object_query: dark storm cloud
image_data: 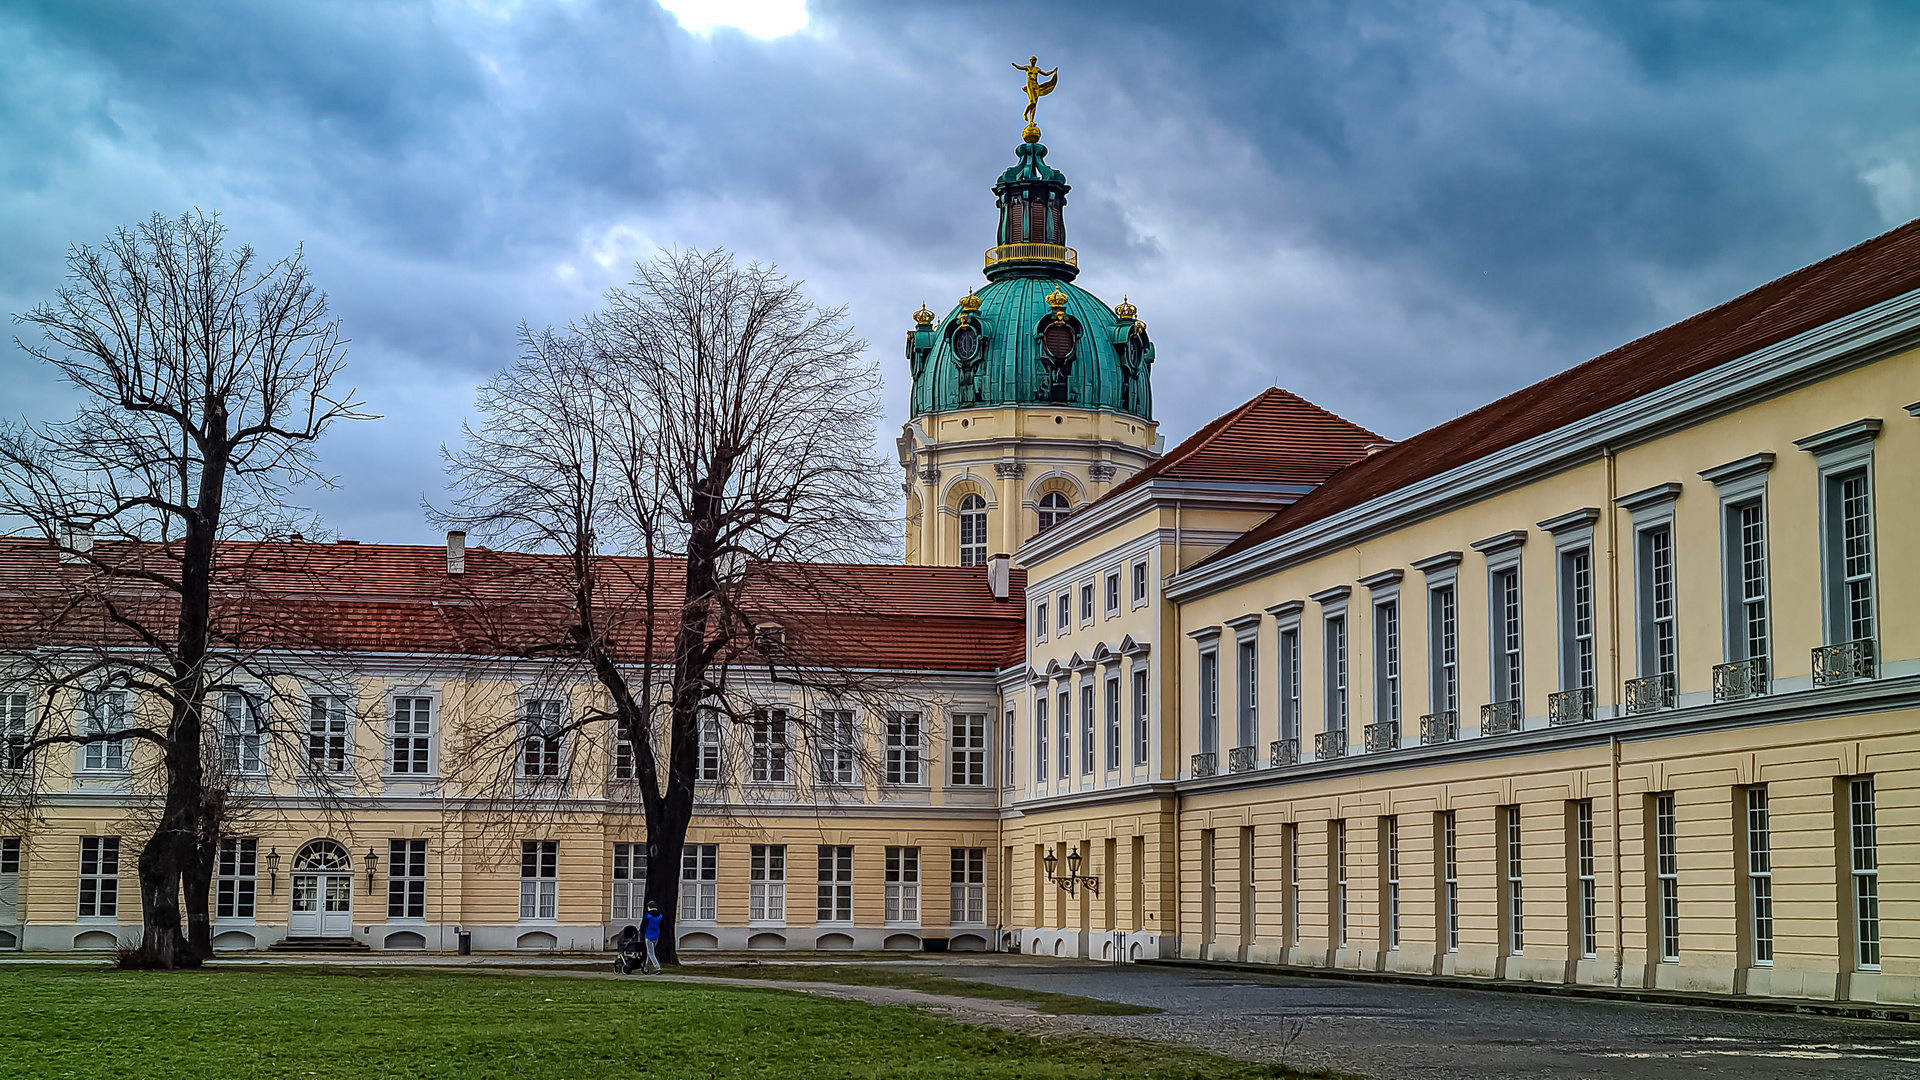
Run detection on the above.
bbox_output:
[4,0,1919,543]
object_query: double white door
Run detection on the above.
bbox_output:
[290,872,352,935]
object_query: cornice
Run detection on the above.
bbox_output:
[1614,481,1684,513]
[1308,584,1351,605]
[1699,451,1776,486]
[1536,507,1601,535]
[1356,569,1404,590]
[1794,417,1883,456]
[1409,551,1463,575]
[1469,530,1528,556]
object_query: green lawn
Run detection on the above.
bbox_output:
[677,962,1161,1015]
[0,967,1308,1080]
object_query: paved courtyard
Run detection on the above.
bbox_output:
[917,957,1920,1080]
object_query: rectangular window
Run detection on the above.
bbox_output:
[1638,527,1677,679]
[697,713,723,782]
[885,846,920,924]
[1034,695,1048,781]
[1131,668,1149,767]
[1745,788,1772,965]
[1104,676,1121,771]
[611,842,647,922]
[614,731,636,780]
[1576,801,1597,959]
[78,836,119,918]
[1430,586,1459,714]
[1285,823,1300,946]
[1080,583,1094,623]
[885,713,921,785]
[1198,649,1219,755]
[1,691,25,770]
[388,838,426,920]
[1851,778,1880,969]
[1056,592,1070,633]
[1056,689,1071,780]
[1655,794,1679,961]
[307,695,348,773]
[1443,811,1459,952]
[1334,821,1349,948]
[1278,627,1301,743]
[816,709,857,786]
[750,708,789,784]
[816,845,853,924]
[2,837,18,873]
[1004,709,1015,788]
[519,840,558,922]
[217,837,257,920]
[950,847,986,925]
[1826,472,1876,644]
[1132,560,1148,604]
[389,697,432,775]
[1505,807,1524,955]
[82,690,127,772]
[680,844,718,923]
[1105,571,1120,616]
[1560,549,1596,691]
[1385,817,1400,951]
[749,844,786,924]
[1374,602,1399,724]
[222,693,264,775]
[1732,502,1770,661]
[950,712,987,787]
[1034,601,1048,641]
[1491,568,1523,702]
[1080,683,1095,774]
[520,699,564,778]
[1324,616,1348,734]
[1236,638,1258,748]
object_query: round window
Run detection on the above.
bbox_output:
[952,325,981,361]
[1042,322,1075,360]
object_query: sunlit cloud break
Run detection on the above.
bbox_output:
[656,0,807,39]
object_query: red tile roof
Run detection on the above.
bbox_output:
[1201,216,1920,568]
[1100,387,1383,505]
[0,539,1028,674]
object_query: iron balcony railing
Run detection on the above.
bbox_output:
[1190,752,1218,779]
[1813,639,1876,687]
[1228,746,1258,774]
[1624,673,1676,714]
[1419,711,1459,746]
[1363,720,1401,753]
[984,243,1078,269]
[1270,737,1300,768]
[1713,657,1770,701]
[1314,728,1349,761]
[1480,700,1522,737]
[1548,687,1594,726]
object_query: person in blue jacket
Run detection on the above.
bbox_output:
[640,901,664,974]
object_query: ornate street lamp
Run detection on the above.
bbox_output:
[1042,845,1100,898]
[365,846,380,894]
[265,847,281,895]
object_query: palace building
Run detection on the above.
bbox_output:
[3,78,1917,1009]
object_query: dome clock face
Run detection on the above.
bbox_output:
[953,325,981,361]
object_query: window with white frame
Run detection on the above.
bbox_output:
[614,730,637,781]
[1504,806,1524,955]
[749,844,785,924]
[1560,548,1596,693]
[1442,811,1459,952]
[1079,682,1094,774]
[1655,794,1679,961]
[950,847,985,924]
[1104,675,1121,771]
[79,836,119,918]
[815,709,857,786]
[2,691,26,770]
[1037,491,1071,532]
[1285,823,1300,946]
[750,708,790,784]
[680,844,717,923]
[1576,800,1597,958]
[1056,688,1071,780]
[884,845,920,924]
[217,838,256,920]
[1491,567,1523,704]
[521,699,565,778]
[389,696,433,775]
[1056,591,1070,634]
[307,695,348,774]
[950,712,986,787]
[612,842,647,922]
[221,693,264,776]
[1851,778,1880,969]
[697,713,723,783]
[1079,582,1094,624]
[1034,601,1048,642]
[1278,622,1301,747]
[1131,667,1149,767]
[958,494,987,567]
[1033,694,1048,781]
[1430,585,1459,715]
[1731,502,1770,663]
[1385,816,1400,950]
[1745,788,1772,965]
[1198,647,1219,756]
[1131,559,1149,605]
[1333,820,1348,947]
[1637,525,1678,681]
[1003,708,1015,788]
[388,839,426,920]
[884,712,921,785]
[520,840,557,922]
[1796,421,1880,649]
[816,845,853,924]
[1374,601,1399,726]
[81,690,127,772]
[1324,615,1348,736]
[1105,571,1120,616]
[1236,636,1258,750]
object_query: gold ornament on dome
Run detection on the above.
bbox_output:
[958,289,983,313]
[1045,288,1069,310]
[1013,56,1058,130]
[913,302,936,326]
[1113,296,1137,321]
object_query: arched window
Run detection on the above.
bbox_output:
[959,494,988,567]
[1037,491,1072,533]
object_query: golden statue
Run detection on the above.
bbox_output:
[1013,56,1058,126]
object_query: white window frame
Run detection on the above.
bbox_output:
[1850,777,1880,970]
[1358,570,1402,731]
[680,843,718,924]
[1471,534,1526,709]
[388,838,426,921]
[1130,558,1150,608]
[1034,600,1048,643]
[1130,664,1150,768]
[1540,511,1599,699]
[1056,591,1071,635]
[306,694,349,775]
[814,708,857,787]
[749,707,791,785]
[1104,570,1121,617]
[816,845,853,925]
[1576,800,1597,959]
[78,835,119,920]
[520,698,566,779]
[2,690,28,771]
[1079,581,1095,626]
[949,711,987,787]
[1795,420,1880,648]
[80,689,128,774]
[957,493,987,568]
[749,844,786,925]
[1269,600,1304,750]
[1312,586,1351,742]
[519,840,558,923]
[950,847,986,925]
[1744,788,1772,966]
[1003,707,1016,789]
[1103,673,1121,772]
[1442,810,1459,952]
[1385,816,1400,951]
[221,691,266,777]
[1333,820,1348,948]
[1230,614,1260,752]
[1504,806,1524,956]
[1079,680,1095,775]
[1617,484,1682,686]
[217,837,258,922]
[884,712,922,786]
[611,842,646,923]
[1033,689,1048,783]
[1192,627,1221,759]
[884,845,921,926]
[1655,793,1679,962]
[1701,454,1774,665]
[387,694,436,777]
[696,712,724,783]
[1055,686,1071,780]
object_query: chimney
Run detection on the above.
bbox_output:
[446,530,466,575]
[61,521,93,564]
[987,553,1010,601]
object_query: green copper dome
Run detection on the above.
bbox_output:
[906,136,1154,420]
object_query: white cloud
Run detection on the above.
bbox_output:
[656,0,807,39]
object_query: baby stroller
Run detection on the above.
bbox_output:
[613,925,645,975]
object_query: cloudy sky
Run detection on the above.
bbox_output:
[5,0,1919,545]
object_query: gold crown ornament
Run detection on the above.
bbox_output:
[1113,296,1137,321]
[913,302,936,326]
[1045,287,1069,311]
[957,289,983,313]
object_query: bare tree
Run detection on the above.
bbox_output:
[436,249,895,962]
[0,211,371,967]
